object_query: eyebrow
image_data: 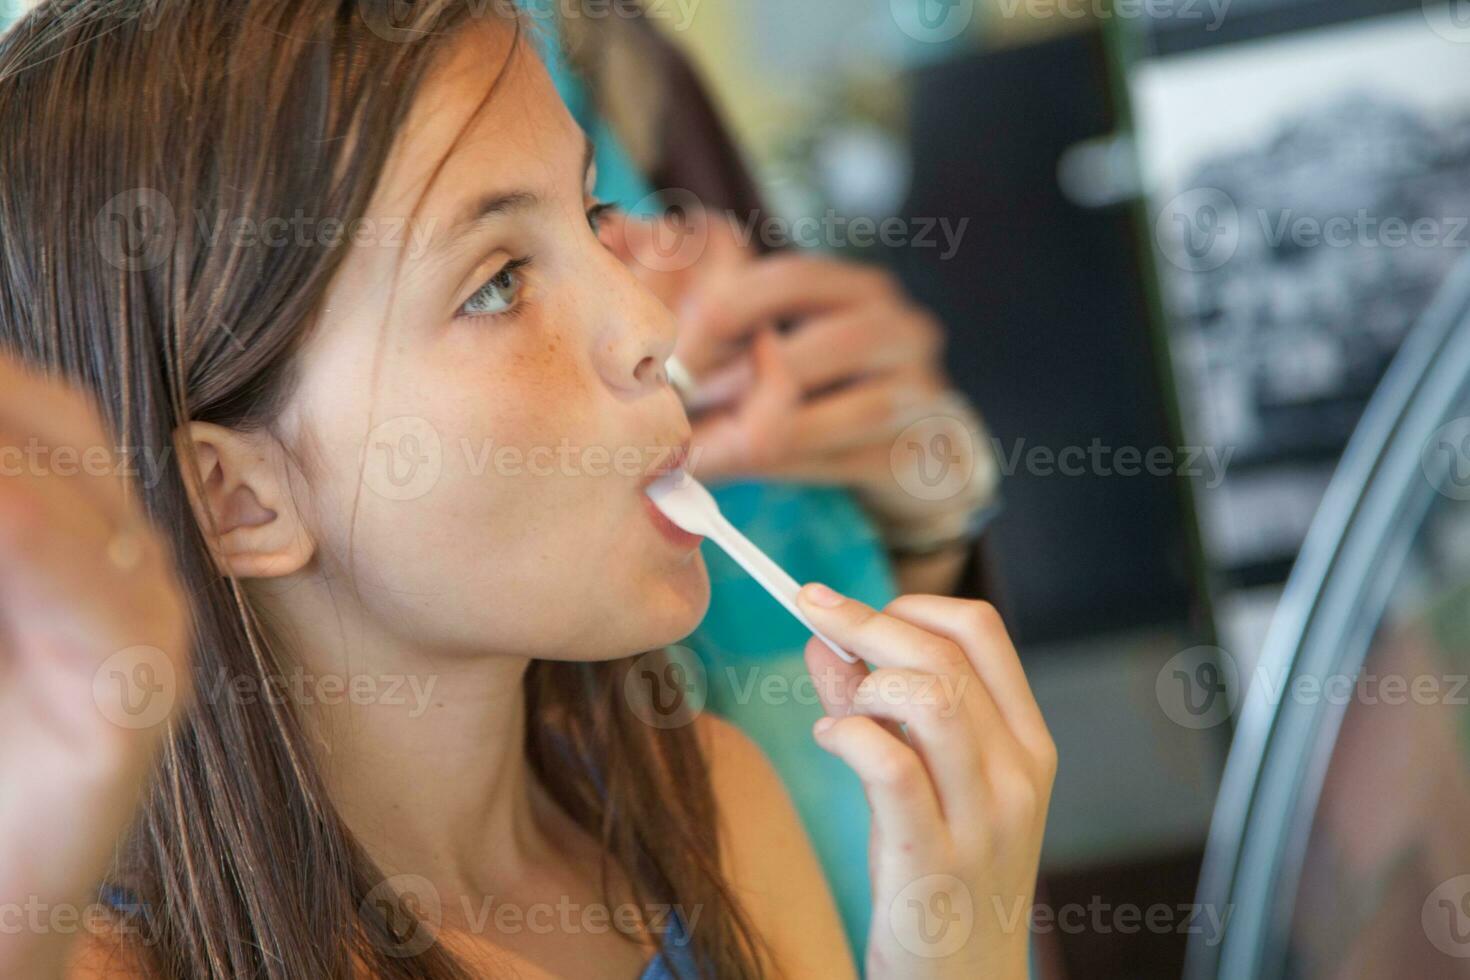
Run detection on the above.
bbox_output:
[437,135,597,256]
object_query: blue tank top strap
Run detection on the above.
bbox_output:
[639,905,699,980]
[545,730,703,977]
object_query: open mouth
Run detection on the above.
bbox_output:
[640,439,701,550]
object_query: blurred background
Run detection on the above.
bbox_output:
[8,0,1470,976]
[652,1,1470,977]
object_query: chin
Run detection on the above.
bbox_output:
[549,554,711,663]
[641,551,711,647]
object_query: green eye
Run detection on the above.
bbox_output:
[459,259,528,318]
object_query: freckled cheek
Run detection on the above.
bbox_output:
[453,337,612,486]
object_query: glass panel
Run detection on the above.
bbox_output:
[1282,448,1470,977]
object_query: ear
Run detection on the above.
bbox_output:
[173,421,315,580]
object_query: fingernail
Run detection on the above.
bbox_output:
[813,716,835,737]
[803,583,843,608]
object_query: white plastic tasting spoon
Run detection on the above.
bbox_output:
[646,470,859,664]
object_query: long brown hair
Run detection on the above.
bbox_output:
[0,1,764,976]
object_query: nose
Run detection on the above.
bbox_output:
[589,245,678,396]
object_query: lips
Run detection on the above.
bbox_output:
[642,439,691,487]
[641,438,701,550]
[643,491,704,550]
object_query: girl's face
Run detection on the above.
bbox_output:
[269,23,708,663]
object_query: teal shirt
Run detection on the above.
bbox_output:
[675,485,894,967]
[530,10,893,964]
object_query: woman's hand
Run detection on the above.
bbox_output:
[682,255,1000,597]
[794,584,1055,979]
[0,354,192,977]
[601,210,973,499]
[602,209,997,591]
[679,253,960,500]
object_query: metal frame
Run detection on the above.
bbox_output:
[1187,256,1470,979]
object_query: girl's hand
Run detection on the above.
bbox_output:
[794,584,1055,980]
[0,355,192,977]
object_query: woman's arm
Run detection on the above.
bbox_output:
[890,546,972,599]
[698,714,860,980]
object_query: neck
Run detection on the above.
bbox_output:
[300,639,552,899]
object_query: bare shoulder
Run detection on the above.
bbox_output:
[694,713,781,796]
[693,713,816,851]
[695,713,810,840]
[693,714,859,979]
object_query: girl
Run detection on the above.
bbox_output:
[0,1,1055,977]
